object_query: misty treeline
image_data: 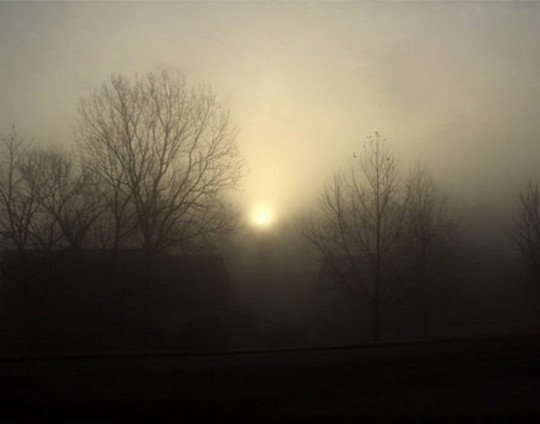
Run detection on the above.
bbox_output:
[301,133,540,342]
[1,68,540,347]
[512,181,540,296]
[302,133,461,341]
[0,70,242,258]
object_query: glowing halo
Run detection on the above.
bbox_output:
[250,204,274,229]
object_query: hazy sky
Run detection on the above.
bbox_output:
[1,2,539,226]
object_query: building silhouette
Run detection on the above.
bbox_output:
[0,249,233,354]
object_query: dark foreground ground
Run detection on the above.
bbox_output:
[2,334,540,422]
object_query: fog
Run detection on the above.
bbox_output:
[2,2,540,217]
[1,2,540,351]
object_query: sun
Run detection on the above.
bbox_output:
[255,212,270,227]
[251,204,274,229]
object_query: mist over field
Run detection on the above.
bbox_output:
[2,2,540,421]
[0,2,540,356]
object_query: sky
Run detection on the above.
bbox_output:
[1,1,540,230]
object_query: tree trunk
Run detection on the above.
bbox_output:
[372,294,380,342]
[373,269,381,342]
[372,249,382,342]
[423,293,430,340]
[142,251,155,349]
[420,266,430,340]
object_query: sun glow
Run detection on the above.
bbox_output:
[251,204,274,229]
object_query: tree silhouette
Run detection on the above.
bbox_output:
[304,133,406,341]
[402,164,461,338]
[512,180,540,292]
[78,70,242,256]
[0,129,99,253]
[0,127,40,254]
[25,146,99,250]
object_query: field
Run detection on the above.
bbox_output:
[2,334,540,422]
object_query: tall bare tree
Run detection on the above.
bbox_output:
[0,127,103,253]
[25,147,101,250]
[512,180,540,289]
[304,133,406,341]
[0,127,41,254]
[78,70,242,256]
[402,164,460,338]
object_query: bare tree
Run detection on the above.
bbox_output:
[402,164,460,338]
[512,180,540,288]
[304,133,406,341]
[78,70,242,256]
[25,147,101,250]
[0,128,102,253]
[0,127,41,254]
[79,123,137,254]
[89,173,137,253]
